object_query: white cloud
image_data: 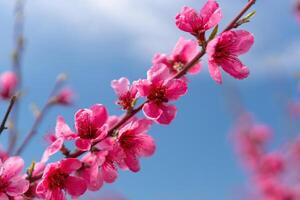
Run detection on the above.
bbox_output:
[13,0,185,57]
[262,39,300,74]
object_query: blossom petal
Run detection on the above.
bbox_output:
[156,104,177,125]
[231,30,255,55]
[221,58,249,80]
[90,104,108,129]
[55,116,76,139]
[42,137,64,163]
[134,79,152,97]
[111,77,130,96]
[200,0,222,30]
[60,158,82,173]
[142,102,163,120]
[208,60,222,84]
[75,138,92,151]
[147,63,171,83]
[188,63,202,74]
[165,79,188,101]
[0,193,9,200]
[2,156,24,180]
[6,176,29,196]
[102,162,118,183]
[124,154,140,173]
[65,176,87,197]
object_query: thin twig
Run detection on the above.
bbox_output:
[8,0,27,153]
[14,77,65,155]
[0,96,17,134]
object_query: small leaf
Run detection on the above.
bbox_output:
[208,25,219,42]
[27,161,36,178]
[244,10,256,21]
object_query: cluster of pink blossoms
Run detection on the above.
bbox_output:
[0,0,257,199]
[233,114,300,200]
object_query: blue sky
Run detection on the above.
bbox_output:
[0,0,299,199]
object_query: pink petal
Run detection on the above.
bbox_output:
[165,79,188,101]
[88,165,103,191]
[156,104,177,125]
[6,176,29,196]
[0,193,9,200]
[133,118,153,134]
[138,134,156,157]
[172,37,199,63]
[90,104,108,129]
[55,116,76,139]
[142,102,163,120]
[46,188,66,200]
[188,63,202,74]
[102,162,118,183]
[75,138,92,151]
[147,63,171,84]
[133,79,152,97]
[175,6,198,33]
[42,137,64,163]
[65,176,87,197]
[111,77,130,96]
[221,58,249,80]
[200,0,222,30]
[231,30,255,55]
[208,60,222,84]
[75,109,92,135]
[152,53,170,67]
[124,154,140,173]
[60,158,82,173]
[2,156,24,180]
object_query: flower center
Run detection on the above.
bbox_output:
[120,133,136,150]
[79,126,98,140]
[173,62,185,73]
[118,92,134,110]
[48,169,69,190]
[148,86,168,104]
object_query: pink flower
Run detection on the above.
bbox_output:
[175,1,222,39]
[0,71,18,100]
[0,157,29,199]
[111,77,138,110]
[54,88,74,106]
[114,118,155,172]
[78,148,121,191]
[206,30,254,84]
[74,104,108,151]
[153,37,201,75]
[36,158,87,199]
[134,64,187,124]
[42,116,76,162]
[288,101,300,118]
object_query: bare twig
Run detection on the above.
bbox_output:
[0,96,17,134]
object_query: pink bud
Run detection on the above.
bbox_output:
[0,71,18,100]
[55,87,74,105]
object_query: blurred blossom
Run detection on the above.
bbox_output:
[294,0,300,23]
[288,100,300,118]
[54,87,74,106]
